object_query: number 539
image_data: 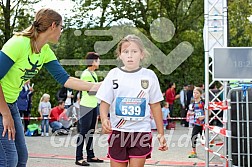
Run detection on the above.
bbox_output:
[121,106,141,116]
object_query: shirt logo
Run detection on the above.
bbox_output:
[141,80,149,89]
[19,56,41,87]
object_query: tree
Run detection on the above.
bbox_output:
[0,0,38,46]
[228,0,252,46]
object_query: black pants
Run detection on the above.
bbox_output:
[180,105,188,126]
[191,125,203,148]
[19,110,30,132]
[76,106,97,161]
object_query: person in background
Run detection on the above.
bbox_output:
[198,83,205,100]
[165,82,180,117]
[162,102,170,130]
[186,84,194,109]
[56,86,74,109]
[179,84,188,127]
[17,80,33,132]
[38,93,51,137]
[0,8,100,166]
[49,100,69,134]
[26,81,34,130]
[75,52,103,166]
[64,88,74,109]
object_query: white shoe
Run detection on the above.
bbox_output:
[46,133,49,137]
[41,132,44,137]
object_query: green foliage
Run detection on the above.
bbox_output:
[0,0,39,45]
[228,0,252,46]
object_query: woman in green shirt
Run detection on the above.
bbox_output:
[0,8,99,166]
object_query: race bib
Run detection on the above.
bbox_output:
[194,109,203,118]
[115,97,146,120]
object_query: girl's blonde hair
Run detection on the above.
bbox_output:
[115,34,149,58]
[194,87,203,95]
[15,8,62,53]
[40,93,50,102]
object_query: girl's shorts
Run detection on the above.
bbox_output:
[107,130,152,162]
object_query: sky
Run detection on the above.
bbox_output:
[32,0,133,27]
[33,0,75,18]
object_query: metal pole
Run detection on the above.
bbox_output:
[246,90,250,165]
[204,0,209,165]
[223,81,228,167]
[223,0,228,165]
[237,91,241,166]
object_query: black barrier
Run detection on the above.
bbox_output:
[230,89,252,166]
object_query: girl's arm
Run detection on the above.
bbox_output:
[99,101,111,134]
[168,113,171,119]
[48,103,52,119]
[38,103,42,117]
[39,111,43,118]
[0,84,15,140]
[150,102,168,151]
[150,102,164,136]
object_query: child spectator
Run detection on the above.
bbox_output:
[96,34,167,167]
[38,93,51,137]
[188,87,205,158]
[162,102,170,129]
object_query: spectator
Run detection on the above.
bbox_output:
[64,88,74,109]
[17,80,33,132]
[56,87,74,109]
[198,83,205,99]
[186,85,194,107]
[38,93,51,137]
[165,82,180,117]
[26,81,34,130]
[75,52,103,166]
[179,84,188,127]
[49,100,69,134]
[162,102,170,129]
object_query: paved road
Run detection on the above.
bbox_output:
[26,122,223,167]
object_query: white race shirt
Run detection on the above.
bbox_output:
[96,67,163,132]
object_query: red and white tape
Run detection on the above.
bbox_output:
[204,124,231,137]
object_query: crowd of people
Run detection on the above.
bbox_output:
[0,7,224,167]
